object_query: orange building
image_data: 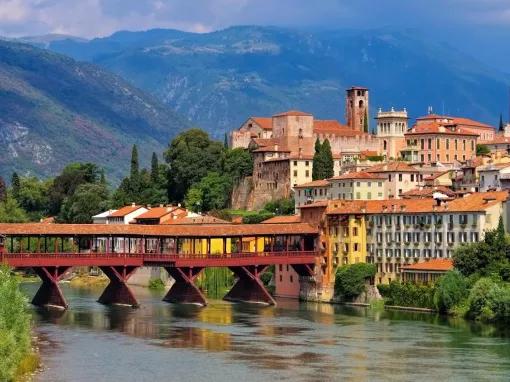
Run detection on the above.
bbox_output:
[403,122,478,164]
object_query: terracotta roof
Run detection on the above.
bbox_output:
[294,179,331,188]
[366,162,419,173]
[0,222,318,237]
[252,145,291,153]
[251,117,272,130]
[261,215,302,224]
[401,259,453,272]
[401,186,457,199]
[478,162,510,171]
[424,170,451,180]
[453,117,493,129]
[109,205,145,217]
[416,114,452,121]
[299,200,330,209]
[406,122,478,136]
[329,171,386,180]
[135,207,186,220]
[312,120,366,137]
[483,135,510,145]
[273,110,312,117]
[326,191,508,215]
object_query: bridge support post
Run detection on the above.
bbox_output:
[98,266,139,308]
[224,265,276,305]
[32,266,71,309]
[163,267,206,306]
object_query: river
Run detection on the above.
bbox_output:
[20,282,510,382]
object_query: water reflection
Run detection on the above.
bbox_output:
[19,283,510,382]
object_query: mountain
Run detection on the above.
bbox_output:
[0,40,188,181]
[38,26,510,138]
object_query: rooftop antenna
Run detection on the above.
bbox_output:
[427,106,433,115]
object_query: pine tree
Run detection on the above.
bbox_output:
[11,172,20,199]
[224,133,229,148]
[321,139,334,178]
[499,113,505,132]
[0,176,6,202]
[312,138,323,180]
[497,215,505,240]
[364,109,369,133]
[151,152,159,184]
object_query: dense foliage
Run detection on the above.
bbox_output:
[0,266,32,381]
[476,144,490,156]
[0,128,256,224]
[312,138,334,180]
[378,282,436,309]
[334,263,376,300]
[433,270,469,313]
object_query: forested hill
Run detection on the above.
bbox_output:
[0,40,188,181]
[38,26,510,137]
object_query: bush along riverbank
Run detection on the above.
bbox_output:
[0,265,40,381]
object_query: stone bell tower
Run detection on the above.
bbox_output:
[346,86,369,132]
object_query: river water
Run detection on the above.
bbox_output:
[20,283,510,382]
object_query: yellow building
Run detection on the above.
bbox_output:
[327,212,368,267]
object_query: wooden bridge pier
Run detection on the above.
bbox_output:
[32,266,71,309]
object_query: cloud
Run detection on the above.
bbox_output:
[0,0,509,38]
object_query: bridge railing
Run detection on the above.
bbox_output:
[2,250,319,261]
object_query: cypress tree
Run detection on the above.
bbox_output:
[224,133,229,148]
[11,172,20,199]
[312,138,323,180]
[321,139,334,179]
[151,152,159,184]
[499,113,505,132]
[0,176,6,202]
[364,109,369,133]
[130,145,139,179]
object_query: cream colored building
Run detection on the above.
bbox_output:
[328,172,386,200]
[376,108,408,160]
[367,162,422,198]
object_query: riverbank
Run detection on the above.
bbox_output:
[0,266,40,381]
[68,274,109,287]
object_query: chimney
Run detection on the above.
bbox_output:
[400,205,406,212]
[160,204,164,208]
[392,204,397,212]
[382,205,388,212]
[131,202,136,207]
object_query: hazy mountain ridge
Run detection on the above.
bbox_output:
[33,26,509,138]
[0,40,188,181]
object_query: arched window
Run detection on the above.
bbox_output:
[384,140,387,150]
[359,100,364,108]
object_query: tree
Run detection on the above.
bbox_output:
[48,163,100,215]
[184,172,231,212]
[364,109,369,133]
[334,263,376,300]
[165,129,223,202]
[16,177,51,220]
[321,139,334,178]
[499,113,505,132]
[0,176,6,202]
[150,152,159,184]
[224,132,229,148]
[264,198,295,215]
[476,144,490,156]
[312,138,323,180]
[58,183,110,223]
[11,172,20,199]
[222,148,253,182]
[433,270,468,313]
[0,195,28,223]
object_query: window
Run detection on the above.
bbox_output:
[367,192,372,200]
[356,182,361,187]
[421,139,424,149]
[455,139,458,150]
[293,170,297,177]
[378,182,383,187]
[305,161,309,166]
[388,175,392,181]
[459,214,468,224]
[353,227,358,236]
[428,138,432,149]
[294,161,298,166]
[305,170,309,177]
[356,192,361,199]
[410,174,414,181]
[437,139,440,149]
[290,275,293,283]
[398,174,402,181]
[446,139,450,149]
[354,243,359,251]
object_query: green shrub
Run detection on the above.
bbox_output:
[242,211,274,224]
[334,263,376,300]
[433,270,469,313]
[467,277,510,323]
[148,278,165,291]
[378,281,436,309]
[0,265,32,381]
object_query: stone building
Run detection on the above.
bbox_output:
[375,108,408,159]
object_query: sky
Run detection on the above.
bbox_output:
[0,0,509,70]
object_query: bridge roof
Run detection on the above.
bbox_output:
[0,223,318,237]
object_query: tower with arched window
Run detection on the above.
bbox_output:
[346,86,369,132]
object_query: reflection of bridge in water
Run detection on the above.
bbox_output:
[0,223,319,309]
